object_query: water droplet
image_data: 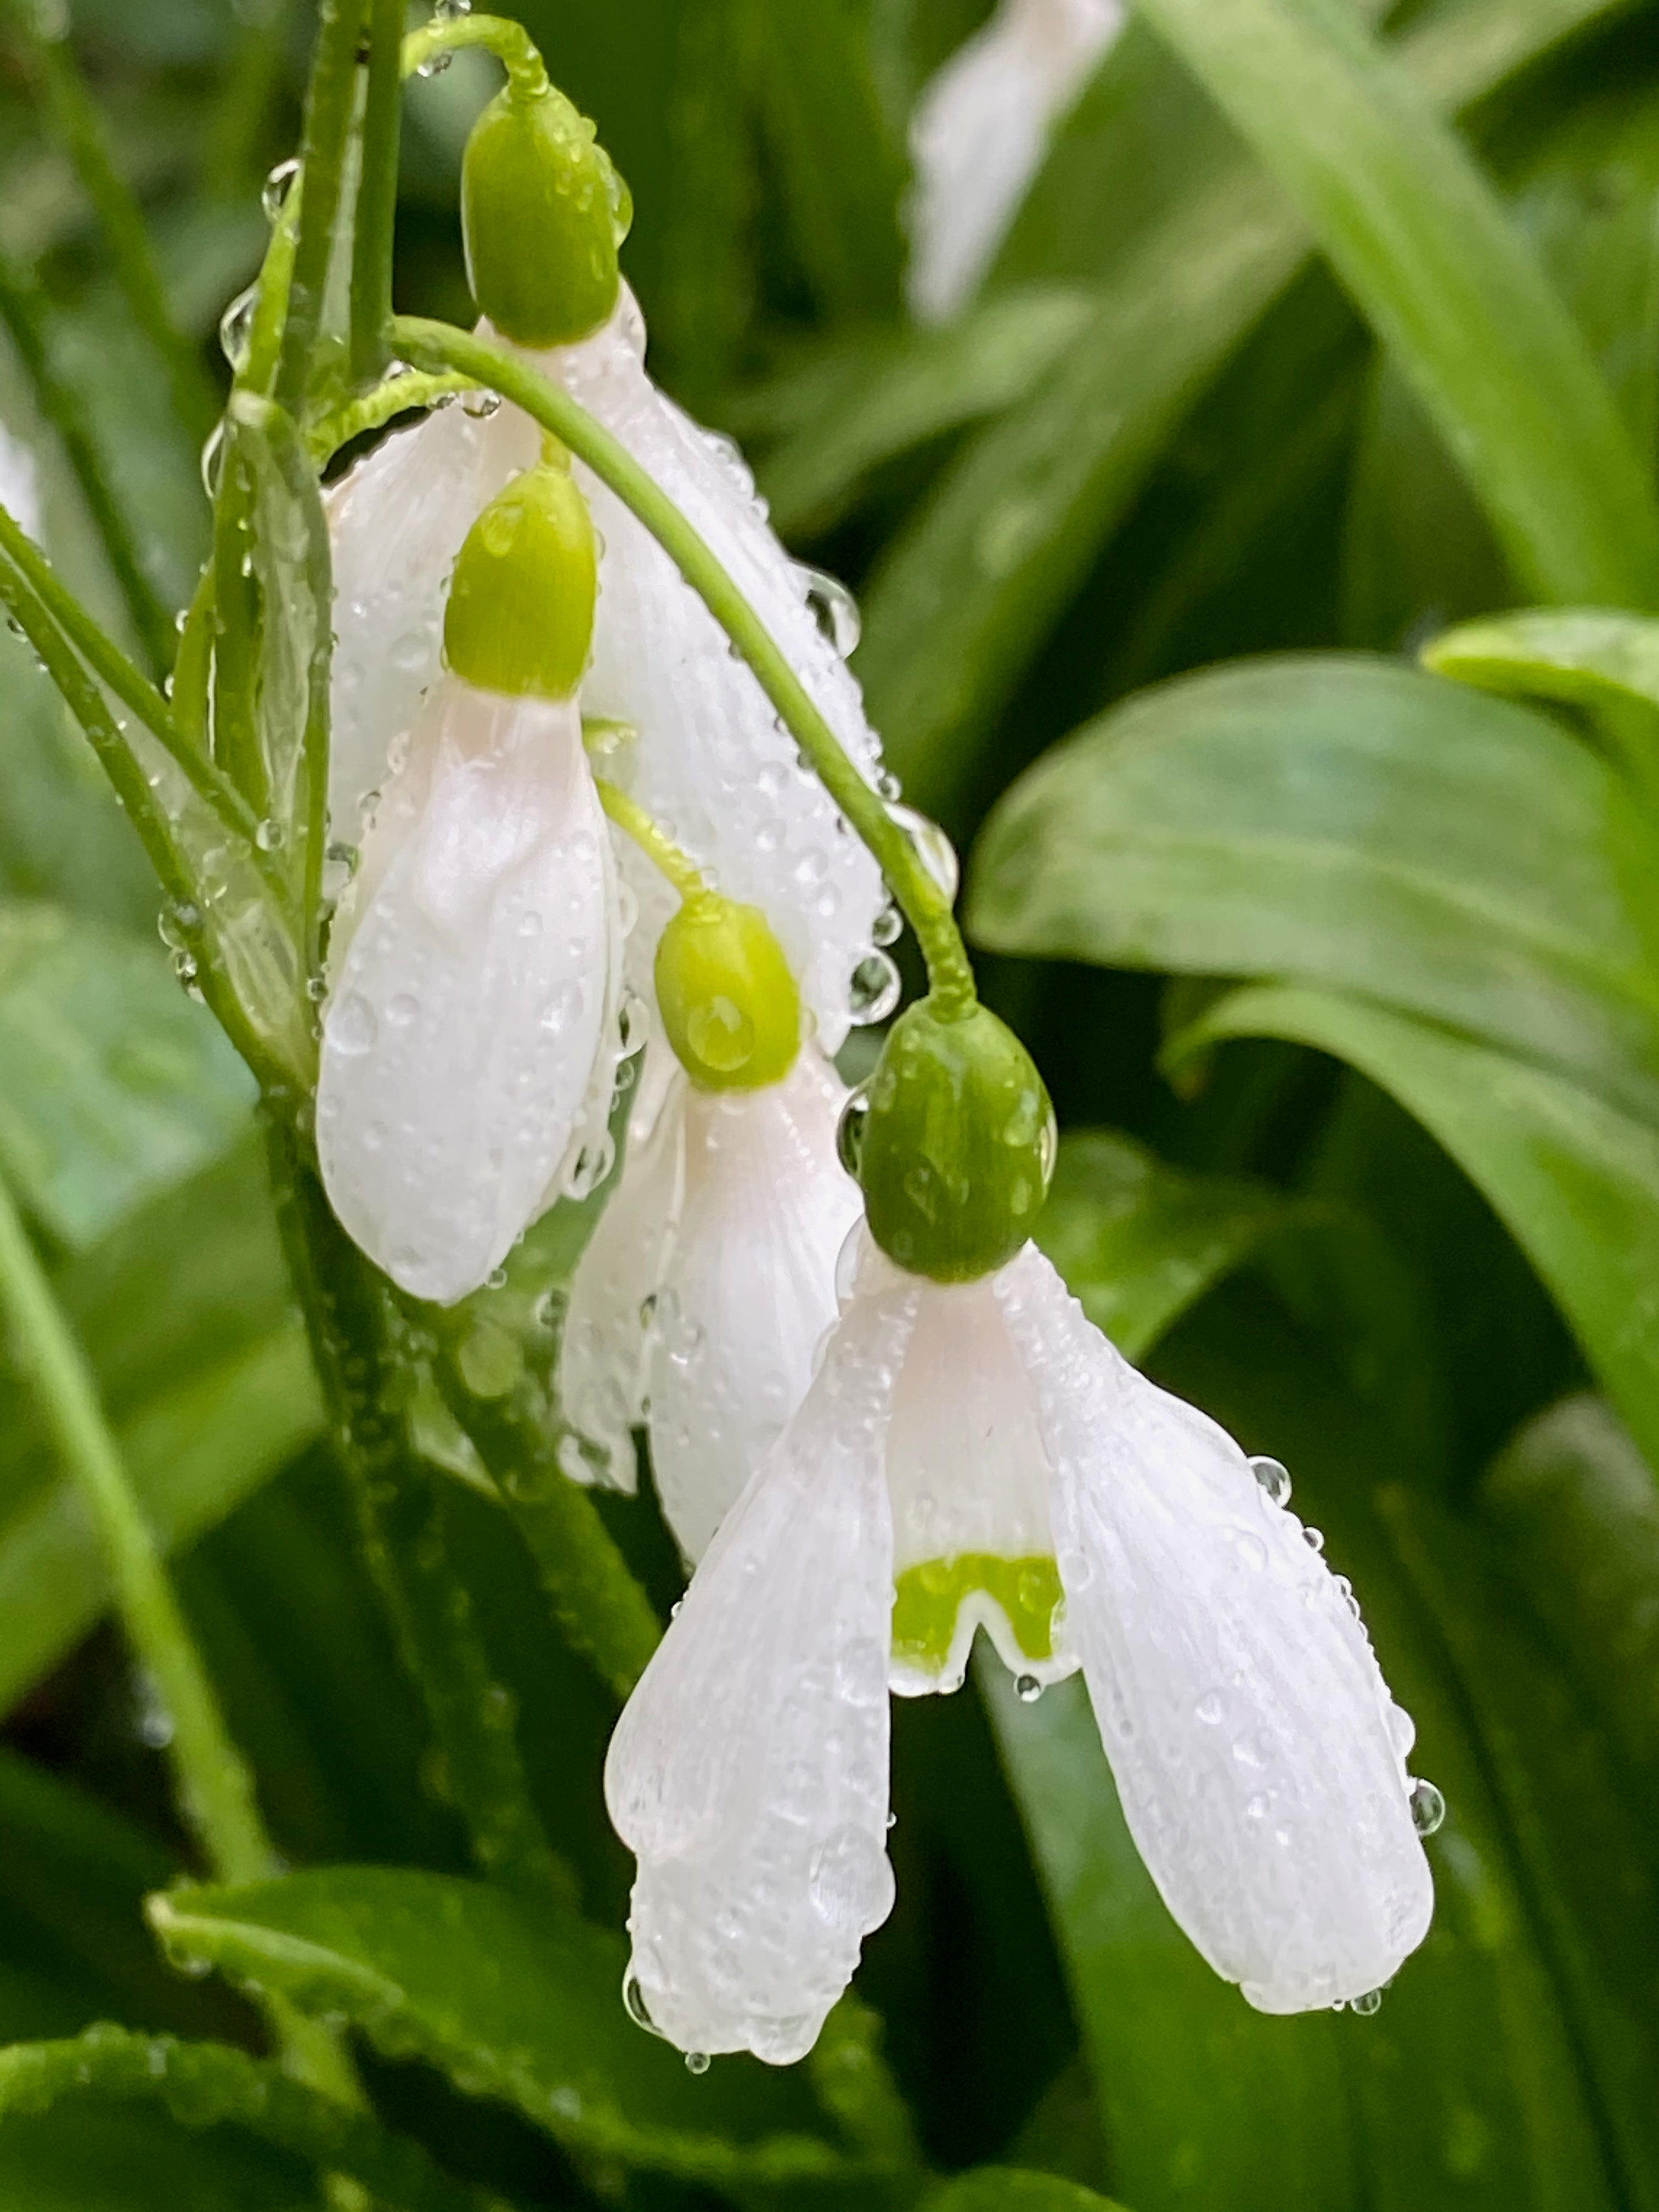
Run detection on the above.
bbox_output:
[797,565,861,657]
[872,902,903,949]
[1349,1988,1384,2017]
[415,44,453,74]
[433,0,471,14]
[618,992,649,1056]
[848,950,901,1026]
[836,1086,871,1177]
[1409,1778,1445,1836]
[386,993,419,1028]
[200,420,225,499]
[1195,1690,1225,1725]
[685,2050,710,2075]
[460,386,502,417]
[326,994,377,1057]
[255,817,285,852]
[888,804,959,899]
[1015,1674,1042,1704]
[1303,1525,1325,1553]
[623,1974,664,2036]
[218,285,257,371]
[262,157,299,224]
[1250,1454,1292,1506]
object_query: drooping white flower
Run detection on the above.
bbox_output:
[316,676,622,1303]
[318,453,622,1303]
[906,0,1124,325]
[607,1231,1436,2061]
[0,422,41,539]
[325,296,889,1053]
[561,1044,862,1561]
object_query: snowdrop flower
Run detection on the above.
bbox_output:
[607,998,1437,2062]
[560,888,862,1563]
[317,450,622,1302]
[326,89,888,1057]
[907,0,1124,324]
[0,422,41,538]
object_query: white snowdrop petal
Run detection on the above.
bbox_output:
[995,1244,1434,2013]
[907,0,1125,325]
[558,1056,688,1492]
[325,391,535,832]
[605,1269,918,2064]
[317,682,619,1304]
[0,422,41,541]
[650,1052,864,1564]
[883,1269,1070,1696]
[546,301,887,1050]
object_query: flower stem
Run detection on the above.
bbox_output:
[0,251,175,679]
[4,0,219,445]
[400,13,549,97]
[349,0,405,386]
[276,0,369,414]
[306,371,473,464]
[593,776,707,902]
[390,317,979,1012]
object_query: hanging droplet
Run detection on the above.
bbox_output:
[617,991,650,1057]
[261,157,300,224]
[460,387,502,419]
[684,2050,710,2076]
[889,804,960,899]
[1302,1525,1325,1553]
[797,565,861,657]
[875,769,902,803]
[1348,1988,1384,2017]
[871,901,903,948]
[415,44,454,74]
[1250,1454,1292,1506]
[848,950,901,1026]
[1015,1674,1043,1705]
[255,817,285,853]
[623,1974,664,2036]
[218,285,257,372]
[1408,1778,1446,1837]
[200,420,226,500]
[836,1085,871,1177]
[433,0,472,14]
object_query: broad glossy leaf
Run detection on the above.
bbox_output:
[148,1865,861,2190]
[923,2169,1131,2212]
[969,657,1659,1117]
[0,903,253,1250]
[0,1137,320,1712]
[1035,1128,1287,1362]
[858,0,1634,822]
[1169,983,1659,1477]
[1425,607,1659,723]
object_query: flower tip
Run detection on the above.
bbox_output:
[462,82,629,347]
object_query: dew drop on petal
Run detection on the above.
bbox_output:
[795,564,861,657]
[872,901,903,948]
[1250,1454,1292,1506]
[684,2050,710,2075]
[1409,1778,1446,1836]
[888,804,960,899]
[848,951,901,1026]
[1015,1674,1043,1705]
[836,1086,871,1177]
[1303,1525,1325,1553]
[326,994,377,1056]
[1349,1988,1384,2017]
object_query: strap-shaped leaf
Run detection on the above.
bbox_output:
[969,657,1659,1119]
[1425,608,1659,724]
[923,2169,1132,2211]
[147,1866,867,2188]
[859,0,1633,821]
[1167,983,1659,1477]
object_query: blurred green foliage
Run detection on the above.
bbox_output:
[4,0,1659,2208]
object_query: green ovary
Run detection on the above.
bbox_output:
[891,1554,1063,1675]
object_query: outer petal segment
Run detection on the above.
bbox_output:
[318,682,620,1304]
[650,1053,863,1564]
[604,1268,917,2064]
[995,1244,1434,2013]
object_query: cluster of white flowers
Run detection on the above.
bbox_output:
[317,35,1440,2075]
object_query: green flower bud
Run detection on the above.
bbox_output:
[443,452,596,701]
[462,83,632,347]
[655,895,802,1093]
[855,998,1054,1283]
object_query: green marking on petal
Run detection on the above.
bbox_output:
[891,1554,1063,1674]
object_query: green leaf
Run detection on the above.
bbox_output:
[922,2169,1132,2212]
[1035,1128,1288,1362]
[0,903,254,1251]
[1139,0,1659,606]
[1166,982,1659,1478]
[857,0,1634,823]
[0,2029,495,2212]
[746,287,1095,539]
[0,2097,315,2212]
[0,1136,320,1713]
[147,1865,862,2189]
[1424,606,1659,723]
[969,656,1659,1117]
